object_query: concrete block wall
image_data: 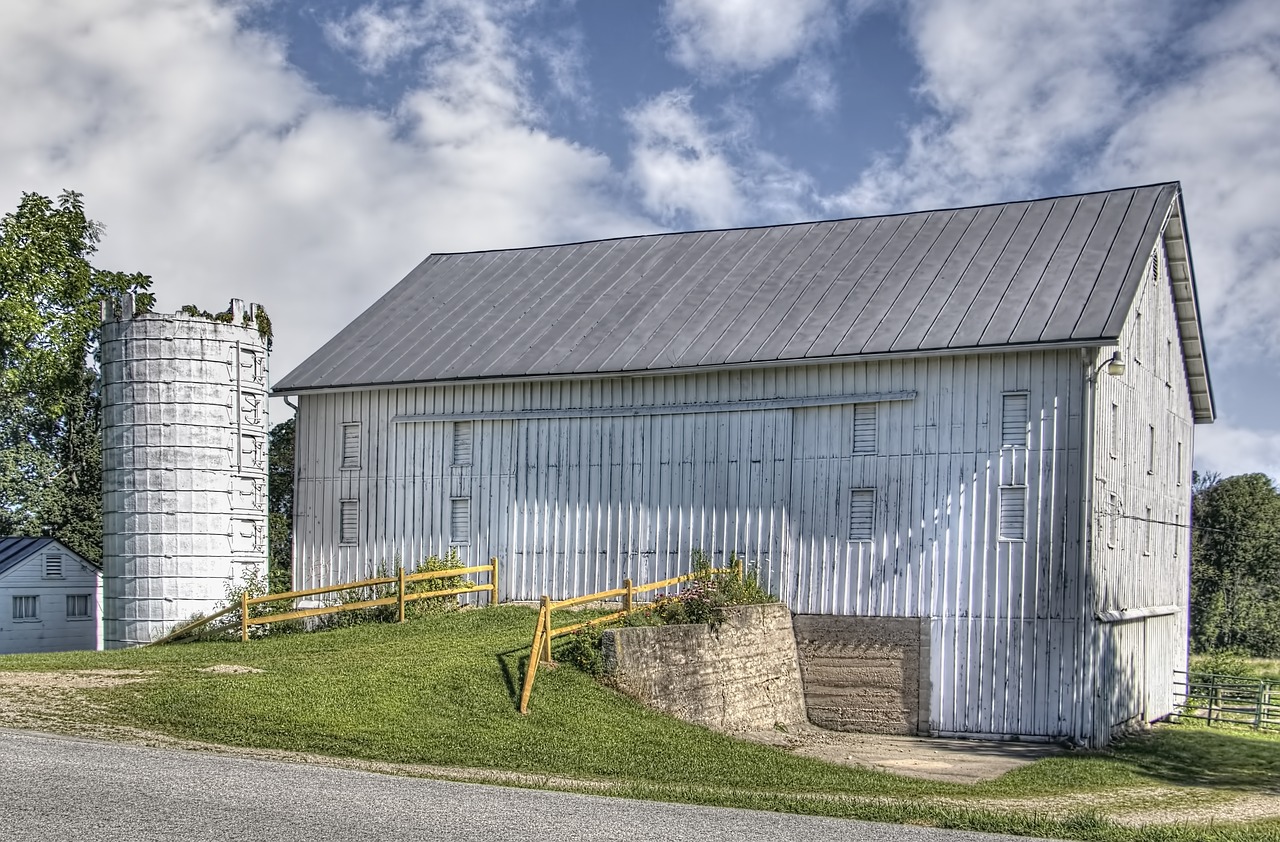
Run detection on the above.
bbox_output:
[792,615,929,735]
[601,603,807,731]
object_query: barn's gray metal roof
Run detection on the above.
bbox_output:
[276,182,1213,419]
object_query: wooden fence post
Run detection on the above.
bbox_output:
[397,564,406,623]
[240,590,249,643]
[540,595,552,662]
[491,557,499,607]
[623,578,633,613]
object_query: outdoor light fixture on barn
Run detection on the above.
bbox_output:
[275,182,1214,747]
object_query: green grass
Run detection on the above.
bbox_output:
[4,607,1280,842]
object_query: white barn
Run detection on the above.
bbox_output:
[0,538,103,654]
[275,183,1214,746]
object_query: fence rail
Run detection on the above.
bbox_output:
[1172,670,1280,731]
[150,558,498,645]
[518,563,740,714]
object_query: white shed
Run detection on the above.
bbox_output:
[0,538,103,654]
[275,182,1214,746]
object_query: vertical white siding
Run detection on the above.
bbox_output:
[1088,240,1196,735]
[294,349,1093,738]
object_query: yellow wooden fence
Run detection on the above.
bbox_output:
[518,563,739,714]
[150,558,499,645]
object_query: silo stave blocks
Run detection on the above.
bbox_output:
[100,297,269,647]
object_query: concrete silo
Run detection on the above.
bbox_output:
[100,297,269,647]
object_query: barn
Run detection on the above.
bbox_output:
[274,182,1214,746]
[0,537,103,654]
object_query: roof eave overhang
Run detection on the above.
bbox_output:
[1161,191,1216,424]
[272,338,1120,399]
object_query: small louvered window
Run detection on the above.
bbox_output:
[341,424,360,470]
[848,489,875,542]
[452,421,472,465]
[44,553,62,577]
[999,485,1026,540]
[339,500,358,545]
[852,404,877,455]
[450,497,471,545]
[1001,393,1029,447]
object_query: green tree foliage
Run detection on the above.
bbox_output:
[0,190,153,560]
[1190,471,1280,656]
[267,417,295,589]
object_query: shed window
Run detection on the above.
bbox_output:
[1177,441,1184,485]
[999,486,1026,540]
[341,424,360,470]
[339,499,358,545]
[1144,507,1153,556]
[12,596,38,621]
[450,497,471,545]
[452,421,473,465]
[848,489,875,542]
[1108,493,1120,548]
[44,553,62,577]
[1133,311,1143,364]
[66,594,92,619]
[1001,393,1029,447]
[852,404,876,455]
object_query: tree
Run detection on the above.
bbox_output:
[1190,471,1280,656]
[267,417,295,589]
[0,190,153,561]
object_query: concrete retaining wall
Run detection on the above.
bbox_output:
[792,615,929,735]
[600,603,806,731]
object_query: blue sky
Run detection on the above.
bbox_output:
[2,0,1278,478]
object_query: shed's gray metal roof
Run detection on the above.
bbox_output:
[0,537,101,577]
[276,182,1213,419]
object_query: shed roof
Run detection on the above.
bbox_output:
[0,537,100,578]
[275,182,1213,420]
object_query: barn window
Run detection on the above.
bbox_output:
[1001,392,1029,447]
[44,553,62,578]
[1133,311,1143,364]
[1110,403,1120,458]
[12,596,38,621]
[66,595,92,619]
[852,404,877,454]
[1107,493,1120,548]
[1177,441,1184,485]
[452,421,473,465]
[1147,425,1156,475]
[1143,507,1153,556]
[341,423,360,470]
[450,497,471,545]
[848,489,875,542]
[339,499,358,545]
[999,485,1026,541]
[1166,339,1173,386]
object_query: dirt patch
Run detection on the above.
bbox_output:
[198,665,264,675]
[739,722,1060,784]
[0,670,153,689]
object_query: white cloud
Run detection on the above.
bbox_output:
[625,90,745,228]
[0,0,646,384]
[663,0,839,76]
[324,4,429,73]
[1195,423,1280,484]
[832,0,1160,214]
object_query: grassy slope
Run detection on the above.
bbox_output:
[3,607,1279,842]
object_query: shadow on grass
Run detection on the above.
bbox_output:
[1109,725,1280,791]
[495,647,530,708]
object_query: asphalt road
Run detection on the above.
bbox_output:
[0,729,1033,842]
